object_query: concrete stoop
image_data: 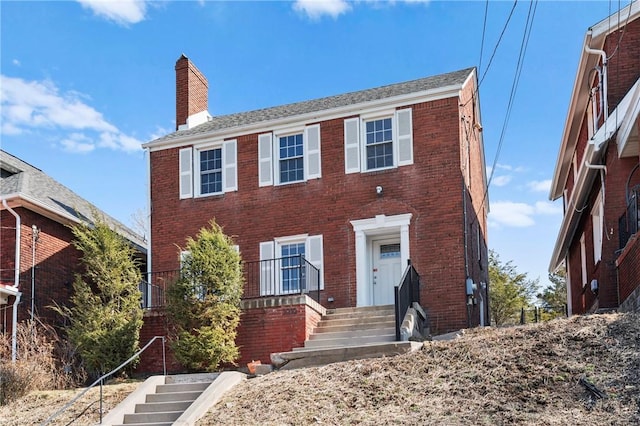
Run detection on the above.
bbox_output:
[101,371,245,426]
[271,305,424,369]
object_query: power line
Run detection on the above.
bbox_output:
[478,0,490,72]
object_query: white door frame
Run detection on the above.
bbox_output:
[350,213,412,307]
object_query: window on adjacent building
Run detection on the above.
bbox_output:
[592,191,604,263]
[580,234,587,288]
[365,118,393,170]
[178,141,237,199]
[344,108,413,174]
[279,133,304,183]
[258,124,321,187]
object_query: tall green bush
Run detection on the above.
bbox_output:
[166,220,243,372]
[54,216,143,377]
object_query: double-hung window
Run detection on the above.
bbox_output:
[592,191,604,263]
[259,234,324,296]
[199,148,222,195]
[344,108,413,174]
[365,118,394,170]
[279,133,304,183]
[258,124,321,187]
[178,140,238,199]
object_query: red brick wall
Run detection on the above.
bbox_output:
[235,300,323,365]
[0,208,78,331]
[136,310,181,375]
[604,18,640,110]
[175,55,208,129]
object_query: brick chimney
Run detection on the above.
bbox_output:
[175,54,210,130]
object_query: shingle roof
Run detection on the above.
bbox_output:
[151,67,475,144]
[0,150,146,250]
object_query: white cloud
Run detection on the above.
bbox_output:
[0,75,142,153]
[534,200,562,215]
[12,59,20,66]
[528,179,552,193]
[76,0,148,25]
[489,201,535,228]
[293,0,351,19]
[492,175,511,187]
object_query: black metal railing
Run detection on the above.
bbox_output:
[244,255,321,302]
[619,188,640,251]
[394,260,421,341]
[139,270,178,309]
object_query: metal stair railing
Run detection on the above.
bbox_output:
[41,335,167,426]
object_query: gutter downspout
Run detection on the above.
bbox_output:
[2,198,22,362]
[585,32,609,120]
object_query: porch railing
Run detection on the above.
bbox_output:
[244,255,321,303]
[394,260,421,341]
[619,186,640,251]
[139,256,321,308]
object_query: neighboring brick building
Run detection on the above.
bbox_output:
[143,55,489,367]
[0,150,146,360]
[549,2,640,315]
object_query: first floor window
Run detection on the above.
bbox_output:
[365,118,393,170]
[279,133,304,183]
[200,148,222,195]
[592,191,603,263]
[281,242,306,293]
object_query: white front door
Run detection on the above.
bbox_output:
[372,238,402,305]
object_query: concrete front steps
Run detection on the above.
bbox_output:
[271,305,423,370]
[101,372,245,426]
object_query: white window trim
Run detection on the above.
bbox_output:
[273,130,306,186]
[591,190,604,263]
[580,234,587,288]
[565,257,572,316]
[361,114,396,173]
[194,143,224,197]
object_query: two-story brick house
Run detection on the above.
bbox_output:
[549,2,640,314]
[0,150,146,361]
[143,56,489,366]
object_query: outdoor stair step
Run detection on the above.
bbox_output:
[309,328,395,340]
[155,381,210,393]
[325,305,395,314]
[303,334,396,349]
[315,316,395,327]
[115,423,172,426]
[146,390,202,403]
[122,410,183,424]
[134,400,194,413]
[314,320,395,333]
[319,311,395,321]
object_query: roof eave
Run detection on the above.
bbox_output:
[143,82,467,152]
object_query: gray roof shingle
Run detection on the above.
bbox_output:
[0,150,146,250]
[151,67,474,144]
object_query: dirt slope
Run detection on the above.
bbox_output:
[1,313,638,425]
[200,313,639,425]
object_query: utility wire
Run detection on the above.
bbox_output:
[478,0,490,72]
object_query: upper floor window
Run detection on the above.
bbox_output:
[258,124,321,187]
[365,118,393,170]
[200,148,222,195]
[344,108,413,174]
[279,133,304,183]
[179,140,237,199]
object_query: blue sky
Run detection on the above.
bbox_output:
[1,1,631,289]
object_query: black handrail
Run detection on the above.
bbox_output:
[41,336,167,426]
[394,260,421,341]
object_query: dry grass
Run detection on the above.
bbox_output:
[0,381,139,425]
[199,312,640,425]
[3,313,638,425]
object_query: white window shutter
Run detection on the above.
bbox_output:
[344,118,360,174]
[223,139,238,192]
[179,147,193,199]
[396,108,413,166]
[306,235,324,291]
[259,241,275,296]
[258,133,273,187]
[305,124,322,180]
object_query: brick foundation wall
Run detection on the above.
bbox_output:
[616,233,640,308]
[136,309,181,375]
[236,296,325,365]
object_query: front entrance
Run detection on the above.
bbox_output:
[371,238,402,305]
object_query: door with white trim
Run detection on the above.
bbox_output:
[372,238,402,305]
